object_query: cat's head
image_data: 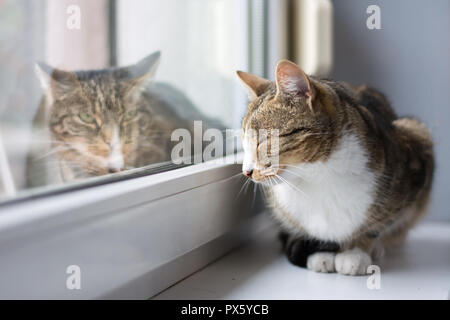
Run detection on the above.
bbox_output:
[237,60,338,182]
[35,51,161,177]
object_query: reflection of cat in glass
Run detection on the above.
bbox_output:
[26,52,207,187]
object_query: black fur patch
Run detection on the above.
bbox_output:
[282,235,340,268]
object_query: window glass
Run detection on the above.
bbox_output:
[0,0,267,202]
[116,0,249,128]
[0,0,45,198]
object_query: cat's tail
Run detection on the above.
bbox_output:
[393,117,433,148]
[391,117,435,235]
[393,116,434,199]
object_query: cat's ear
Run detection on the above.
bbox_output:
[121,51,161,101]
[35,62,79,102]
[236,71,271,99]
[126,51,161,87]
[275,60,313,100]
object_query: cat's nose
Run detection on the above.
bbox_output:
[243,170,253,178]
[108,167,121,174]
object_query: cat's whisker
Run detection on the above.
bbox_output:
[28,139,67,144]
[271,164,304,170]
[142,132,173,137]
[271,167,307,180]
[258,185,266,201]
[145,129,179,133]
[250,182,257,210]
[235,178,252,201]
[243,178,254,195]
[279,170,306,180]
[268,177,277,189]
[32,159,79,166]
[34,146,75,160]
[277,175,308,197]
[274,174,309,199]
[220,172,246,184]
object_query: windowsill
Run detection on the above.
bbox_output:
[153,221,450,300]
[0,153,266,299]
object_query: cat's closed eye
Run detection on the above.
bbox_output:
[280,127,306,137]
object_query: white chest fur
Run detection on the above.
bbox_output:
[271,133,376,242]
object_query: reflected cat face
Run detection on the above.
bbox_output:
[35,52,167,178]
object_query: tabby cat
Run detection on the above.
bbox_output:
[237,60,434,275]
[27,52,192,187]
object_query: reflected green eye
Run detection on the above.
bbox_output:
[124,110,137,121]
[79,112,95,124]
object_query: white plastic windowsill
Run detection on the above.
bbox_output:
[0,153,258,299]
[154,221,450,300]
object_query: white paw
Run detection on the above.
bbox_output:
[335,248,371,276]
[307,252,336,273]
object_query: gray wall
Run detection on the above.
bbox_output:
[331,0,450,221]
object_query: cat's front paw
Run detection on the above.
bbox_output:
[335,248,371,276]
[306,252,336,273]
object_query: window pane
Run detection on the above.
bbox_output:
[0,0,263,202]
[116,0,249,128]
[0,0,45,198]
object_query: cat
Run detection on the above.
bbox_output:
[237,59,434,275]
[26,51,199,187]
